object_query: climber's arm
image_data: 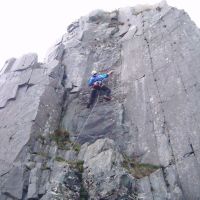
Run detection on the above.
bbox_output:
[88,77,95,86]
[96,74,109,80]
[107,70,114,75]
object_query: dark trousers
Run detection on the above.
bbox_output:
[88,85,111,107]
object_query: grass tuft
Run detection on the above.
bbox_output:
[122,155,160,179]
[71,142,81,152]
[54,156,84,173]
[55,156,66,162]
[67,160,84,173]
[49,129,71,150]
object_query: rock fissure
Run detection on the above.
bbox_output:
[0,84,28,109]
[143,16,181,174]
[144,36,164,113]
[0,171,10,178]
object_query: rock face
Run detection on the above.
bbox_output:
[0,1,200,199]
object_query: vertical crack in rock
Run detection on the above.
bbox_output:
[140,13,186,197]
[141,13,176,166]
[161,167,170,194]
[141,10,200,198]
[25,69,35,92]
[148,176,155,200]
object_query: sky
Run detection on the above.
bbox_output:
[0,0,199,69]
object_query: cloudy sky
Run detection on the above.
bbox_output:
[0,0,199,68]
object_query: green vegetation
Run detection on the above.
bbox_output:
[75,160,84,173]
[48,129,81,152]
[37,129,82,153]
[71,142,81,152]
[80,186,89,200]
[54,156,84,173]
[55,156,66,162]
[54,156,88,199]
[51,135,86,199]
[31,151,50,158]
[75,160,88,200]
[67,160,84,173]
[122,155,160,179]
[49,129,70,149]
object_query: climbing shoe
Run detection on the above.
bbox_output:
[103,95,111,101]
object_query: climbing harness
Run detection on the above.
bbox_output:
[92,81,103,89]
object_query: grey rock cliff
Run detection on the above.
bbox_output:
[0,1,200,199]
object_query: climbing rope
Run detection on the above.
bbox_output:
[70,91,100,150]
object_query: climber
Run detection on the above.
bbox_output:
[87,69,113,108]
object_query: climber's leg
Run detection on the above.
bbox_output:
[87,89,98,108]
[101,85,111,100]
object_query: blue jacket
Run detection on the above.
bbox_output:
[88,73,109,86]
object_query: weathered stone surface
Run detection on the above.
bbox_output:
[58,3,200,198]
[149,169,168,199]
[80,138,137,199]
[0,57,16,74]
[11,53,38,71]
[116,7,136,37]
[82,139,123,174]
[88,9,108,23]
[40,164,81,200]
[2,166,24,199]
[176,156,200,199]
[79,138,116,162]
[1,2,200,199]
[136,177,154,200]
[46,43,64,63]
[63,150,77,160]
[0,51,64,198]
[27,166,41,199]
[38,169,50,196]
[164,165,183,200]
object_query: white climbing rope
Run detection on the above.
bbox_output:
[71,91,100,150]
